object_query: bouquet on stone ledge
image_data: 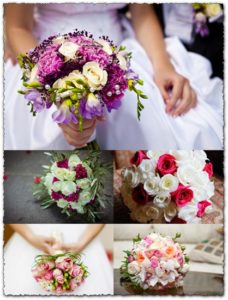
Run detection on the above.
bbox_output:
[192,3,223,37]
[121,150,214,223]
[18,29,147,132]
[33,151,111,222]
[120,232,189,291]
[32,252,88,293]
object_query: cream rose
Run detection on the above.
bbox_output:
[143,176,160,195]
[53,70,86,90]
[154,191,170,208]
[83,61,107,90]
[206,4,222,17]
[58,41,79,61]
[159,174,179,192]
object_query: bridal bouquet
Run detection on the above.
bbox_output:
[18,30,147,130]
[32,253,88,293]
[192,4,223,37]
[120,232,189,291]
[33,151,111,222]
[121,150,214,223]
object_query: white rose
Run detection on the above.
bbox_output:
[177,166,197,186]
[117,53,128,70]
[97,39,113,55]
[78,190,92,205]
[58,41,79,61]
[159,174,179,192]
[122,168,140,188]
[52,168,67,181]
[77,178,91,190]
[128,261,141,275]
[29,65,39,83]
[52,181,63,192]
[147,151,164,161]
[138,160,155,180]
[206,4,222,17]
[64,170,75,181]
[68,154,82,168]
[178,200,201,224]
[170,150,193,167]
[83,62,107,90]
[44,173,54,189]
[144,176,160,195]
[53,36,65,45]
[61,181,76,196]
[154,191,170,208]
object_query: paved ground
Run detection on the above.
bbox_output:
[4,151,113,224]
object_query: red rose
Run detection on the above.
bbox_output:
[157,154,177,175]
[203,162,213,179]
[34,176,41,184]
[197,200,211,218]
[132,184,149,205]
[130,151,149,166]
[171,184,193,207]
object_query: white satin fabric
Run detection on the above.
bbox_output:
[4,3,223,150]
[4,224,113,295]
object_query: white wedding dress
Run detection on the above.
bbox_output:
[4,224,113,295]
[4,3,223,150]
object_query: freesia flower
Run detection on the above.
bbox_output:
[52,103,78,124]
[25,90,45,113]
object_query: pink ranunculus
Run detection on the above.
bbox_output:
[157,154,177,175]
[44,270,54,281]
[130,150,149,166]
[203,162,213,179]
[150,257,159,268]
[69,264,81,277]
[196,200,212,218]
[53,268,64,284]
[171,184,193,207]
[55,256,74,272]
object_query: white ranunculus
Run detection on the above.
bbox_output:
[83,62,107,90]
[78,190,92,205]
[61,181,76,196]
[58,41,79,61]
[159,174,179,192]
[77,178,91,190]
[154,191,170,208]
[177,166,197,186]
[117,53,128,70]
[64,170,75,181]
[52,167,67,181]
[52,181,63,192]
[68,154,82,168]
[87,93,101,108]
[128,261,141,275]
[29,65,39,83]
[53,36,65,45]
[97,39,113,55]
[144,176,160,195]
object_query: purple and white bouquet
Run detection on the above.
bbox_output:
[18,30,147,130]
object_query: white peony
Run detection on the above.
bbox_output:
[83,62,107,90]
[58,41,79,61]
[159,174,179,192]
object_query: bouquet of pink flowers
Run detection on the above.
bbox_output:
[120,232,189,291]
[192,3,223,37]
[33,151,112,222]
[18,30,147,130]
[32,252,88,293]
[121,150,214,223]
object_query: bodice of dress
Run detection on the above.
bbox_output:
[33,3,127,44]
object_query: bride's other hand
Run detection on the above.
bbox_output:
[154,66,197,117]
[61,242,84,254]
[130,4,197,117]
[59,116,104,148]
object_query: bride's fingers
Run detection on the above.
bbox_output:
[156,82,170,103]
[172,82,192,116]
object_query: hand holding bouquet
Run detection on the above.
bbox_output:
[18,30,147,132]
[32,252,88,293]
[121,150,214,223]
[120,232,189,291]
[33,151,112,222]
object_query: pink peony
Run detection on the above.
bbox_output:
[55,256,74,272]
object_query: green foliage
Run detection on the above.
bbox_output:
[133,233,141,244]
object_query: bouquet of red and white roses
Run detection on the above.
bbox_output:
[18,30,147,131]
[32,252,88,293]
[120,232,189,291]
[33,151,112,222]
[121,150,214,223]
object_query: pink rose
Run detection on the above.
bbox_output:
[38,261,55,272]
[44,270,54,281]
[55,256,73,271]
[132,184,149,205]
[56,284,64,293]
[143,236,153,246]
[157,154,177,175]
[130,151,149,166]
[69,278,78,291]
[53,269,64,284]
[197,200,212,218]
[69,264,81,277]
[150,257,159,268]
[171,184,193,207]
[203,162,213,179]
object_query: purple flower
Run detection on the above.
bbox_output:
[56,159,68,168]
[64,192,79,202]
[77,45,110,67]
[37,44,64,84]
[79,98,104,119]
[51,191,63,201]
[69,35,94,45]
[52,103,78,124]
[25,90,45,112]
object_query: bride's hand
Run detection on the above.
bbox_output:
[30,235,54,254]
[61,242,84,254]
[154,66,197,117]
